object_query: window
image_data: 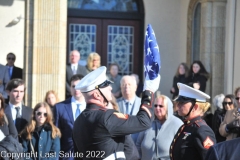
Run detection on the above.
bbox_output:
[68,0,138,12]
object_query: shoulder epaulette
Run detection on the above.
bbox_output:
[194,119,207,127]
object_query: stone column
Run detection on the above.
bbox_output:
[200,0,226,101]
[24,0,67,107]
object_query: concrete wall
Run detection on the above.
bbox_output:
[225,0,240,94]
[0,0,25,68]
[143,0,190,98]
[233,0,240,90]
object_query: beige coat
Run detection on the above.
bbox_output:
[219,108,240,140]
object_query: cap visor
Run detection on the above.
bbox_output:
[174,96,196,102]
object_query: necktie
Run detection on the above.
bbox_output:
[75,104,80,120]
[73,66,77,75]
[15,107,21,118]
[126,102,129,114]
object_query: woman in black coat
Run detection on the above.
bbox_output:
[170,63,189,100]
[188,60,209,92]
[0,93,18,140]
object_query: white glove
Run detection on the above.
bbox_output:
[143,74,161,93]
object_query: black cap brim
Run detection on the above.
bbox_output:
[174,96,196,102]
[97,80,113,88]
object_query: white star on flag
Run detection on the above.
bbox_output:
[146,63,153,72]
[147,47,151,55]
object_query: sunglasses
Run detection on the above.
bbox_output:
[36,111,47,117]
[222,102,233,106]
[7,57,15,61]
[236,97,240,100]
[154,104,164,108]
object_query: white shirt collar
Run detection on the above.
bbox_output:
[71,64,78,68]
[124,96,136,105]
[71,97,86,120]
[9,102,22,109]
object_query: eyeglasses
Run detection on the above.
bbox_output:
[236,97,240,100]
[154,104,164,108]
[7,57,15,61]
[222,102,233,106]
[36,111,47,117]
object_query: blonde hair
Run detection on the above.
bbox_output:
[155,92,168,119]
[196,102,211,115]
[20,102,61,140]
[87,52,101,71]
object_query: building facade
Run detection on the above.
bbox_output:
[0,0,239,108]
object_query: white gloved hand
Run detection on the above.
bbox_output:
[143,74,161,93]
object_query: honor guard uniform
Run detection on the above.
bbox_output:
[169,83,216,160]
[72,66,159,160]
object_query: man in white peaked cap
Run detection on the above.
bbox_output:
[72,66,160,160]
[170,83,216,160]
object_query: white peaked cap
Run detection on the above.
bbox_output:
[176,83,210,102]
[75,66,107,92]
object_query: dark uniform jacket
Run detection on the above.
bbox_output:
[73,91,153,160]
[205,137,240,160]
[170,116,216,160]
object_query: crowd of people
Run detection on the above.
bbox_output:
[0,50,240,160]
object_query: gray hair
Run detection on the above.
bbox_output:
[213,94,225,110]
[120,75,137,86]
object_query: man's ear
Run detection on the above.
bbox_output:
[92,90,101,100]
[193,103,199,111]
[6,90,10,96]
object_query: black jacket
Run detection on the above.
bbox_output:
[205,138,240,160]
[6,65,23,80]
[188,73,208,92]
[212,109,226,143]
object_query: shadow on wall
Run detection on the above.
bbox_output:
[0,0,14,6]
[0,0,24,6]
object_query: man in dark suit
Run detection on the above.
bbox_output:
[4,79,32,135]
[66,50,87,98]
[6,53,23,79]
[54,74,86,160]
